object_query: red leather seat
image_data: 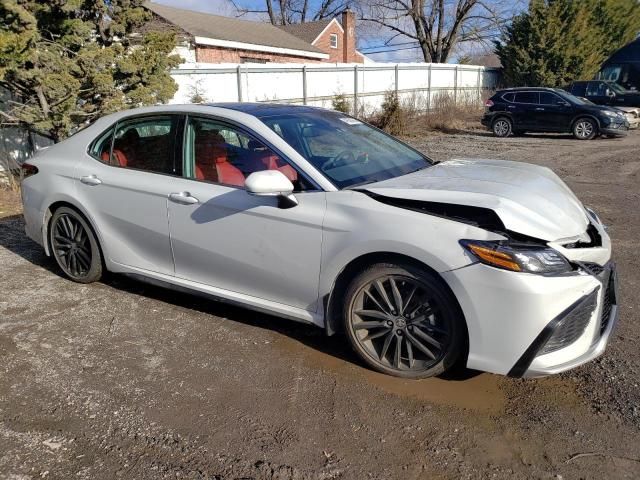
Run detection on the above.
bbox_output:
[101,149,128,167]
[261,154,298,182]
[195,130,245,186]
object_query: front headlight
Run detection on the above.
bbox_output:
[460,240,572,274]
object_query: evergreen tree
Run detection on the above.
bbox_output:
[495,0,640,87]
[0,0,182,141]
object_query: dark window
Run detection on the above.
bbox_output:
[586,82,608,97]
[540,92,562,105]
[502,92,515,102]
[514,92,539,104]
[571,82,587,97]
[240,57,268,64]
[184,116,312,191]
[330,34,338,49]
[109,116,181,176]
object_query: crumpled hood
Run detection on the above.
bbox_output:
[365,158,589,242]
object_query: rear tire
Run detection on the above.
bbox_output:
[49,207,103,283]
[573,117,597,140]
[492,117,512,137]
[342,263,465,379]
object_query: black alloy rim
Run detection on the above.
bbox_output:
[52,214,92,278]
[349,275,450,371]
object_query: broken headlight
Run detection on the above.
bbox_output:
[460,240,572,274]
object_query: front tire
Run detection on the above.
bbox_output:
[573,118,597,140]
[49,207,103,283]
[492,117,512,137]
[342,263,465,379]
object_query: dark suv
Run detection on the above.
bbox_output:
[482,87,629,139]
[565,80,640,108]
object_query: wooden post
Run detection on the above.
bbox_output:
[302,66,308,105]
[353,65,359,114]
[236,65,243,102]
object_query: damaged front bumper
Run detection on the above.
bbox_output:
[441,217,618,377]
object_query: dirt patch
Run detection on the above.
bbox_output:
[0,188,22,218]
[1,132,640,479]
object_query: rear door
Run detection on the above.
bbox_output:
[511,91,540,129]
[77,114,184,275]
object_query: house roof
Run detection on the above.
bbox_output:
[145,3,326,57]
[278,18,337,45]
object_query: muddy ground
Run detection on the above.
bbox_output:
[1,131,639,479]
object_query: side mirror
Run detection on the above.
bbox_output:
[556,100,570,107]
[606,89,615,98]
[245,170,298,208]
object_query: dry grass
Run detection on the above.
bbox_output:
[366,90,488,137]
[0,186,22,218]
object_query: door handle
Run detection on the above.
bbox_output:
[534,107,545,111]
[80,175,102,186]
[508,105,515,109]
[168,192,199,205]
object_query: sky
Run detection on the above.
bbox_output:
[151,0,522,63]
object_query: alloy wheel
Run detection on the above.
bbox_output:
[493,119,510,137]
[348,275,450,372]
[575,120,594,139]
[51,213,93,279]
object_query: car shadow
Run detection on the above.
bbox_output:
[0,214,480,382]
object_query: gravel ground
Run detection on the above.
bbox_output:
[1,130,639,479]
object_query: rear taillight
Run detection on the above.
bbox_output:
[485,99,494,107]
[21,163,38,179]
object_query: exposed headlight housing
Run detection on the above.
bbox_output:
[460,240,572,274]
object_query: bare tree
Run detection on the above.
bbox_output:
[233,0,352,24]
[359,0,516,63]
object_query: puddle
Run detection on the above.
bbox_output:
[274,334,506,414]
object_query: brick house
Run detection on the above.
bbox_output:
[145,3,364,64]
[279,10,365,63]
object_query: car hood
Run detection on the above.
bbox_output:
[364,158,590,242]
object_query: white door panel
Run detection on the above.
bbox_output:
[168,181,326,312]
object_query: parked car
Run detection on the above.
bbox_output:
[565,80,640,107]
[21,104,618,379]
[482,87,629,139]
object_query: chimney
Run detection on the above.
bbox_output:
[341,8,356,63]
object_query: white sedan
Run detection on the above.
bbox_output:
[20,103,618,378]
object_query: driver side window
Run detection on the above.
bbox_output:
[184,117,313,191]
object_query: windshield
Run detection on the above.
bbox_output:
[258,110,432,189]
[556,90,589,105]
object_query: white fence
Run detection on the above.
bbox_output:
[170,63,500,112]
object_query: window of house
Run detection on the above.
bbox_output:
[184,116,312,191]
[103,116,181,176]
[330,33,338,49]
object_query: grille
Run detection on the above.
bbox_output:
[581,262,605,276]
[540,289,598,355]
[600,273,616,336]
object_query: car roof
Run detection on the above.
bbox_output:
[496,87,560,92]
[208,102,326,117]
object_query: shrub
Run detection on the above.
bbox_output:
[332,93,351,114]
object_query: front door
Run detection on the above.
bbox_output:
[167,115,326,312]
[538,92,575,131]
[76,114,184,275]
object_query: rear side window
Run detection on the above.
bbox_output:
[89,127,114,161]
[109,116,182,176]
[571,82,587,97]
[586,82,607,97]
[514,92,539,104]
[501,92,515,102]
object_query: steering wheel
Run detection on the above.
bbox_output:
[321,150,355,171]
